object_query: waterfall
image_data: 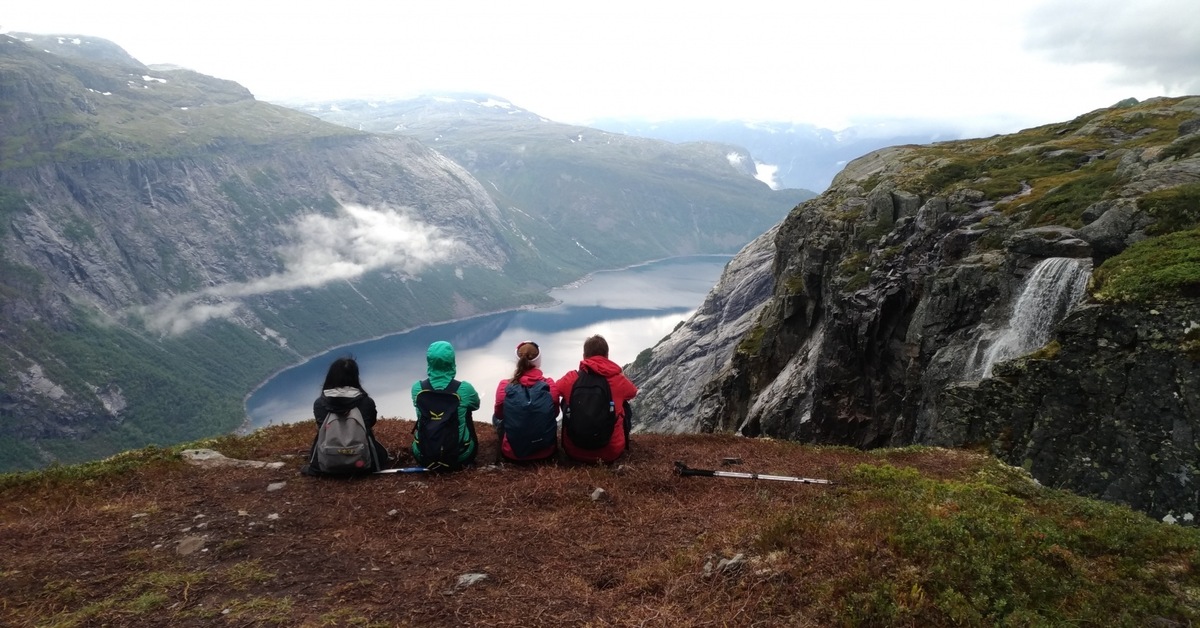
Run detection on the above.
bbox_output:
[968,257,1092,379]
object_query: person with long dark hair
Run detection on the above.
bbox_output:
[302,356,389,476]
[492,340,560,462]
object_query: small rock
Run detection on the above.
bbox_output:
[443,572,490,596]
[387,509,399,516]
[591,487,608,502]
[266,513,280,521]
[267,482,286,492]
[266,462,286,470]
[176,536,206,556]
[717,553,747,574]
[194,522,208,530]
[193,514,206,520]
[237,510,249,517]
[131,512,149,519]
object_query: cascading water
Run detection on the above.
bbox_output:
[967,257,1092,379]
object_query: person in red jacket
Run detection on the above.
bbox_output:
[492,340,560,462]
[557,335,638,463]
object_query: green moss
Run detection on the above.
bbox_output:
[62,217,97,243]
[817,461,1200,625]
[921,160,978,195]
[1163,134,1200,161]
[1027,340,1061,360]
[781,273,805,295]
[632,347,653,370]
[1092,228,1200,303]
[1021,161,1118,227]
[843,270,871,293]
[738,322,767,355]
[1139,183,1200,235]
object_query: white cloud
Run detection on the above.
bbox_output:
[754,162,781,190]
[140,204,459,335]
[2,1,1193,134]
[1024,0,1200,93]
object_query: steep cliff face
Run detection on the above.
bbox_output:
[634,97,1200,517]
[624,227,777,433]
[0,36,529,468]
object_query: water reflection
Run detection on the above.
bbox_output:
[245,256,729,428]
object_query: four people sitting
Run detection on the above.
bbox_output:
[304,334,639,475]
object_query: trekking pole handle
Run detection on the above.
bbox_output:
[674,461,715,477]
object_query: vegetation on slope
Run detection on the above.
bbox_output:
[1091,227,1200,303]
[0,35,362,168]
[827,97,1200,305]
[2,425,1198,627]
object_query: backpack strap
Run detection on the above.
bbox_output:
[420,379,433,391]
[445,379,461,394]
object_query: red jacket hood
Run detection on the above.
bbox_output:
[579,356,622,378]
[517,368,549,386]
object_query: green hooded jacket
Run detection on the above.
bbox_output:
[410,341,480,465]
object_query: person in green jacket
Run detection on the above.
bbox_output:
[410,340,480,470]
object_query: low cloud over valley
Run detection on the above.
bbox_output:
[140,204,459,335]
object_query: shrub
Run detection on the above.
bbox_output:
[1139,183,1200,235]
[1092,228,1200,302]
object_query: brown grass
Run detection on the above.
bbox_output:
[0,422,1125,627]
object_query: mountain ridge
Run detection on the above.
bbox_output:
[629,95,1200,519]
[0,33,801,471]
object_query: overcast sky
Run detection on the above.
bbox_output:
[4,0,1197,132]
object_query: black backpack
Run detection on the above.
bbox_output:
[414,379,465,470]
[500,380,557,458]
[313,407,374,474]
[564,369,616,450]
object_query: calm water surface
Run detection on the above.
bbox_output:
[245,256,729,428]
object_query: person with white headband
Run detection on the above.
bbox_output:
[492,340,560,462]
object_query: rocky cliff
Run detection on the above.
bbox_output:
[0,34,530,467]
[0,33,795,471]
[629,96,1200,518]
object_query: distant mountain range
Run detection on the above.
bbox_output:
[0,34,805,470]
[282,94,816,270]
[586,117,974,192]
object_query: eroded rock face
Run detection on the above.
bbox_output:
[936,304,1200,519]
[624,227,777,434]
[634,96,1200,517]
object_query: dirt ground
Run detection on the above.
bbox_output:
[0,419,987,627]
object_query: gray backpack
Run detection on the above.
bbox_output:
[315,407,373,474]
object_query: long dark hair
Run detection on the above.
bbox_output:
[322,356,365,393]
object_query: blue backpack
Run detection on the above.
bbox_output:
[413,379,466,470]
[500,380,557,458]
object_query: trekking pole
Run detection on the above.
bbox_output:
[374,466,429,474]
[674,461,833,485]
